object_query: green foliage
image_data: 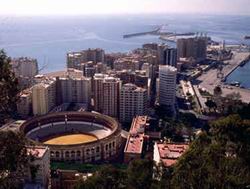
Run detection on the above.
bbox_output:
[29,164,40,182]
[0,50,19,124]
[205,99,217,111]
[160,112,196,142]
[0,130,29,188]
[75,160,156,189]
[171,115,250,189]
[75,165,127,189]
[237,103,250,120]
[127,159,154,189]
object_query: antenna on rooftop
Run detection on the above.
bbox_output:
[38,55,48,73]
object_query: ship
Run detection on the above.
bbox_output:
[244,36,250,39]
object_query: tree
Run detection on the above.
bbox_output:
[0,130,29,188]
[171,115,250,189]
[205,99,217,112]
[0,50,19,125]
[127,159,154,189]
[75,165,127,189]
[237,103,250,120]
[213,85,222,96]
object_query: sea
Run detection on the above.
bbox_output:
[0,14,250,87]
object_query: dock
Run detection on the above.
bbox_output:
[196,51,250,103]
[223,53,250,80]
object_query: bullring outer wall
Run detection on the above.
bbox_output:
[20,112,122,163]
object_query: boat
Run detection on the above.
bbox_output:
[240,60,247,67]
[244,36,250,40]
[230,81,241,87]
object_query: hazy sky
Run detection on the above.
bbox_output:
[0,0,249,15]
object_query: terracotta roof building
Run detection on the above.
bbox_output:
[153,142,189,167]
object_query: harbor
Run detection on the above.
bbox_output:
[196,50,250,103]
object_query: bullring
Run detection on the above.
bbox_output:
[20,112,122,163]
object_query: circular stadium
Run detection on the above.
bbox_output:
[20,112,122,162]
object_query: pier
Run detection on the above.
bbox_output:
[223,53,250,80]
[123,28,161,38]
[123,26,195,39]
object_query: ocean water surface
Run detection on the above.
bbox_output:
[0,14,250,75]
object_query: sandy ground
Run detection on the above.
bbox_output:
[44,133,97,145]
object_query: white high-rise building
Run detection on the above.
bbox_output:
[93,74,121,118]
[59,76,91,105]
[103,77,121,118]
[164,48,177,67]
[93,74,107,112]
[67,48,105,69]
[11,57,38,78]
[120,83,148,123]
[32,80,56,116]
[177,37,207,62]
[141,63,153,79]
[158,65,177,110]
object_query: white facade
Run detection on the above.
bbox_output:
[32,80,56,116]
[93,74,121,118]
[158,65,177,109]
[17,89,32,117]
[141,63,153,79]
[59,76,91,105]
[26,146,50,188]
[11,57,38,78]
[120,83,148,123]
[102,77,121,118]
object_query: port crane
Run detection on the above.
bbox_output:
[216,50,224,81]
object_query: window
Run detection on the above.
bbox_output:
[86,149,90,155]
[71,151,75,158]
[65,151,69,158]
[96,146,100,153]
[77,151,81,157]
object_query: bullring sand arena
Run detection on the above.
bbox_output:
[20,112,122,162]
[43,133,98,145]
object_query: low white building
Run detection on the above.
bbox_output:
[25,146,50,189]
[17,89,32,118]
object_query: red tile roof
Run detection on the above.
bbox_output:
[157,143,188,167]
[27,146,48,159]
[124,116,148,154]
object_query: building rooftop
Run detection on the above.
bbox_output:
[122,83,147,92]
[27,146,49,159]
[124,116,148,154]
[20,89,32,97]
[159,65,177,73]
[156,143,188,167]
[0,120,25,132]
